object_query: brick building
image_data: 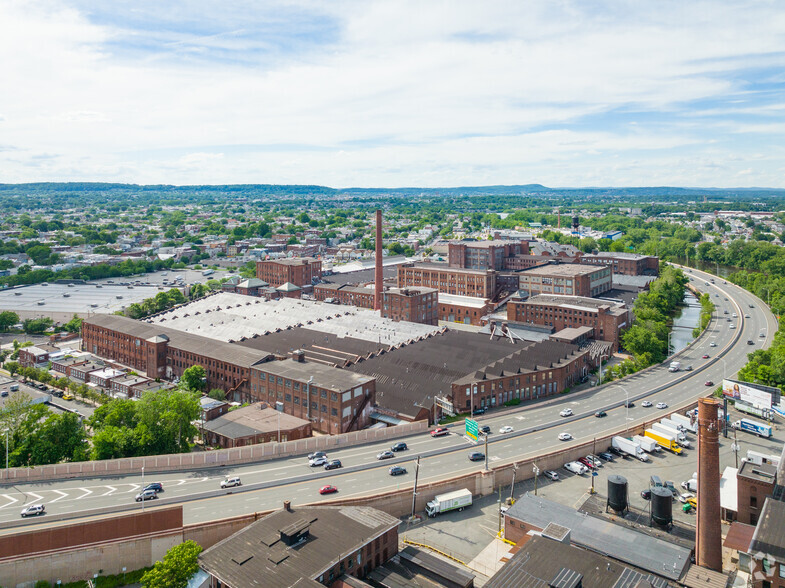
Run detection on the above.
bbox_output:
[450,339,593,413]
[581,252,660,276]
[256,257,322,288]
[18,343,61,369]
[507,294,630,351]
[397,263,497,299]
[737,461,777,525]
[314,284,375,308]
[448,240,529,270]
[199,503,400,586]
[381,287,438,325]
[438,293,494,326]
[202,403,312,448]
[517,263,612,298]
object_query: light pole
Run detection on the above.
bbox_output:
[611,385,631,436]
[667,331,674,356]
[731,430,741,469]
[141,466,145,511]
[717,356,727,382]
[598,354,608,386]
[533,463,539,496]
[762,288,771,308]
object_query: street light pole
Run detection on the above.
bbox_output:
[612,385,631,436]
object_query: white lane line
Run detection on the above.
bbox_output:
[26,492,44,504]
[126,484,140,492]
[100,486,117,496]
[0,494,18,509]
[74,488,93,500]
[173,480,187,486]
[191,506,205,511]
[502,444,512,449]
[49,490,68,503]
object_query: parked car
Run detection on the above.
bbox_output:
[594,410,607,418]
[143,482,163,493]
[376,450,394,460]
[221,477,241,489]
[586,455,602,468]
[308,451,327,461]
[135,489,158,502]
[578,457,597,470]
[309,456,328,467]
[641,401,652,408]
[472,407,486,415]
[598,452,615,462]
[468,451,485,462]
[656,402,668,409]
[609,446,624,457]
[391,442,408,452]
[687,497,698,509]
[558,432,573,441]
[499,425,514,434]
[677,492,694,503]
[559,408,573,417]
[20,504,45,517]
[543,470,559,481]
[641,489,652,500]
[62,393,74,401]
[664,480,678,497]
[430,427,449,437]
[389,465,407,476]
[319,485,338,495]
[564,461,587,475]
[324,459,342,470]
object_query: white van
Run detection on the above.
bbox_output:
[564,461,587,475]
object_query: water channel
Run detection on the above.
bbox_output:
[670,291,701,354]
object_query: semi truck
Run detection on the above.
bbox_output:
[731,418,773,438]
[735,401,772,421]
[645,429,683,454]
[632,435,661,453]
[425,489,473,517]
[611,436,649,461]
[652,422,691,448]
[668,361,681,372]
[670,413,696,434]
[744,450,781,466]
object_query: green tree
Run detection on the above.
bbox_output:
[5,361,19,376]
[141,540,203,588]
[181,365,207,392]
[207,388,226,401]
[22,317,54,334]
[63,314,83,333]
[0,311,19,331]
[10,406,87,466]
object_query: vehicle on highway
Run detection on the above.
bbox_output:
[308,451,327,460]
[221,477,241,488]
[656,402,668,409]
[705,381,714,387]
[324,459,342,470]
[499,425,514,434]
[559,408,573,417]
[760,332,766,338]
[543,470,559,481]
[710,342,717,346]
[468,451,485,462]
[732,312,737,317]
[685,365,693,371]
[748,340,755,345]
[319,485,338,495]
[677,492,694,503]
[480,425,491,435]
[376,450,394,460]
[391,442,408,452]
[598,452,615,462]
[135,489,158,502]
[389,465,407,476]
[309,456,328,467]
[730,324,736,329]
[723,310,729,315]
[641,401,652,408]
[558,432,573,441]
[564,461,586,475]
[745,314,750,318]
[20,504,45,518]
[702,354,710,359]
[594,410,607,417]
[625,401,635,408]
[0,390,6,397]
[749,304,755,308]
[143,482,163,493]
[641,489,651,500]
[431,427,449,437]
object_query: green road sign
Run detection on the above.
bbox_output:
[466,418,478,441]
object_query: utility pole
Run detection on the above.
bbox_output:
[498,486,502,534]
[533,463,540,496]
[484,433,489,471]
[509,464,518,502]
[731,430,740,469]
[410,456,421,520]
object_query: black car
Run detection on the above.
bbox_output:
[641,489,651,500]
[480,425,491,435]
[52,390,63,398]
[747,340,754,345]
[594,411,607,418]
[609,446,624,457]
[391,442,408,452]
[598,452,615,462]
[625,401,635,408]
[472,407,486,416]
[144,482,163,493]
[324,459,342,470]
[468,451,485,462]
[389,465,407,476]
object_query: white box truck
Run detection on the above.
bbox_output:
[653,422,691,448]
[633,435,661,453]
[426,489,473,517]
[670,413,696,434]
[668,361,680,372]
[731,418,773,438]
[611,436,649,461]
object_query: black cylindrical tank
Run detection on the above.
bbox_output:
[651,487,673,528]
[607,474,628,513]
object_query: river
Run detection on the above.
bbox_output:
[670,291,701,353]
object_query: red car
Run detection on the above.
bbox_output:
[705,381,714,387]
[319,485,338,495]
[578,457,597,470]
[702,354,710,359]
[430,427,449,437]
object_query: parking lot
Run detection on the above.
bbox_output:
[0,376,95,418]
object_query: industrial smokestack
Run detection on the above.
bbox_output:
[696,398,722,571]
[375,209,383,311]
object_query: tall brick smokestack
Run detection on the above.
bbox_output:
[696,397,722,571]
[375,209,383,311]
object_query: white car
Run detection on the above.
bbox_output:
[641,400,652,407]
[309,456,328,467]
[221,477,241,488]
[656,402,668,409]
[499,425,514,434]
[710,342,717,347]
[558,432,573,441]
[564,461,587,475]
[20,504,45,517]
[559,408,573,417]
[677,492,694,503]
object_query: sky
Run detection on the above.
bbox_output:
[1,1,784,188]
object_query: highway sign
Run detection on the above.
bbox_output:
[465,418,478,441]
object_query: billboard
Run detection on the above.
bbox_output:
[722,379,776,409]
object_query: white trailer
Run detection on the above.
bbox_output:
[653,422,691,448]
[425,489,473,517]
[612,436,649,461]
[633,435,661,453]
[670,413,696,434]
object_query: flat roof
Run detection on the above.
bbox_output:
[552,326,594,339]
[203,404,310,439]
[259,358,374,391]
[738,460,777,483]
[403,263,495,275]
[520,263,606,277]
[583,252,656,260]
[505,493,691,581]
[521,294,627,314]
[0,283,162,315]
[438,293,490,308]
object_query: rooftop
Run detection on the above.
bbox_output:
[402,262,495,275]
[504,493,691,581]
[259,257,319,266]
[438,293,491,308]
[203,404,310,439]
[519,294,627,315]
[259,358,375,391]
[520,263,607,278]
[583,252,656,260]
[738,460,777,484]
[750,498,785,560]
[199,504,399,587]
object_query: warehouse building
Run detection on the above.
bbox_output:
[517,263,612,298]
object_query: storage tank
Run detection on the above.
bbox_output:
[650,487,673,529]
[606,474,628,515]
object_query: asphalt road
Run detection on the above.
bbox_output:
[0,267,776,530]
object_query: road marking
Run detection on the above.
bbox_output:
[100,486,117,496]
[173,480,187,486]
[191,506,205,511]
[502,444,512,449]
[515,416,525,420]
[74,488,93,500]
[49,490,68,503]
[0,494,18,509]
[26,492,44,504]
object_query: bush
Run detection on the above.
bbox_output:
[34,581,51,588]
[503,398,521,407]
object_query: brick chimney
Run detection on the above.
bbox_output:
[375,209,383,311]
[696,398,722,571]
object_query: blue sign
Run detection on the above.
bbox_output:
[592,471,598,477]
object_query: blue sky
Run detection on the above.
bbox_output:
[0,1,784,187]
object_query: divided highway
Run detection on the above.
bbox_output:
[1,267,776,531]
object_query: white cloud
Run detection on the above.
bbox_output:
[0,0,784,186]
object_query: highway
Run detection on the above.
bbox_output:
[0,267,777,531]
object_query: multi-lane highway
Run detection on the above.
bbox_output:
[0,267,776,530]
